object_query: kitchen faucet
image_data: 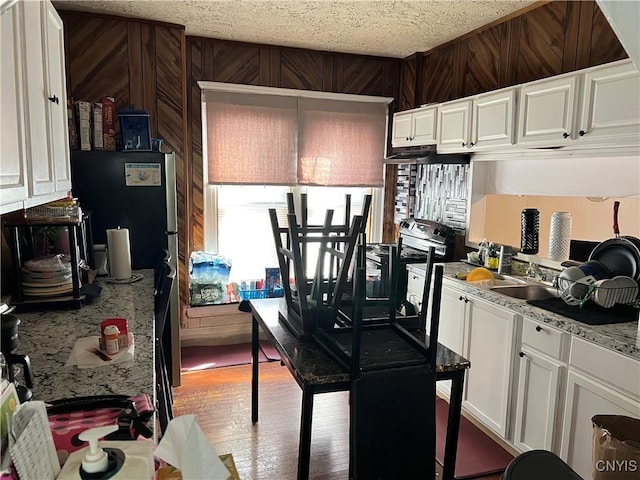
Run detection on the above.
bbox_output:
[526,262,546,282]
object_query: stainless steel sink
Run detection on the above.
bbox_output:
[489,284,558,301]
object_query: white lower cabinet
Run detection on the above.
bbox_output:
[560,370,639,479]
[513,347,564,452]
[463,296,518,439]
[436,283,468,397]
[559,336,640,479]
[437,282,519,440]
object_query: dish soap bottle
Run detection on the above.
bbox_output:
[484,242,499,270]
[478,238,489,265]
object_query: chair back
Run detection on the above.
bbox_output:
[155,261,176,337]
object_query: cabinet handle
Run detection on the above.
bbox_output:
[536,325,543,332]
[519,351,525,358]
[461,142,466,147]
[579,130,585,136]
[458,296,464,302]
[470,142,475,147]
[48,95,59,104]
[562,132,569,139]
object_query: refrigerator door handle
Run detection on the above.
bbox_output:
[165,231,178,236]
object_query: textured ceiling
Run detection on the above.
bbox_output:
[54,0,538,58]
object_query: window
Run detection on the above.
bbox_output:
[201,83,390,284]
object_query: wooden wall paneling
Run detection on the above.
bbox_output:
[322,55,334,92]
[141,24,157,136]
[515,1,567,85]
[270,48,281,87]
[127,23,144,110]
[575,0,595,70]
[341,58,380,95]
[188,39,205,255]
[382,164,398,243]
[504,15,522,86]
[279,49,324,91]
[212,41,260,85]
[334,55,344,92]
[561,0,581,73]
[422,45,456,104]
[463,24,504,96]
[259,47,271,86]
[400,54,417,110]
[498,19,513,88]
[63,14,130,111]
[587,6,628,68]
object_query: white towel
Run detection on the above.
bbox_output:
[65,333,135,368]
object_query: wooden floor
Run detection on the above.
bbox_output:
[173,361,503,480]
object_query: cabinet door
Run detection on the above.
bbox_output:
[471,89,516,149]
[436,284,468,397]
[391,111,414,148]
[411,106,437,145]
[44,0,71,194]
[517,75,578,147]
[560,370,640,479]
[513,348,564,453]
[578,60,640,141]
[23,0,54,197]
[464,296,518,439]
[437,99,472,152]
[0,1,29,212]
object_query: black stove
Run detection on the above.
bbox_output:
[365,218,455,305]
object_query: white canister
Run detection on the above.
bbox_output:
[548,211,572,261]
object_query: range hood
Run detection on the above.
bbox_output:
[384,145,470,165]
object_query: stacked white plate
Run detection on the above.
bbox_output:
[22,255,74,297]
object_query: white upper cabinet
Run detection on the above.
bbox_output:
[577,59,640,144]
[0,1,29,213]
[391,105,437,148]
[1,0,70,214]
[471,88,517,150]
[43,0,71,196]
[436,99,472,152]
[437,88,516,153]
[516,74,579,147]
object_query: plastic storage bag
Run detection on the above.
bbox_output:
[188,252,232,305]
[592,415,640,480]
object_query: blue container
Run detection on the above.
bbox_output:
[118,107,152,151]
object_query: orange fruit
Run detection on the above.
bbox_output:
[466,267,495,284]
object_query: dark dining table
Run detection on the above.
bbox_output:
[250,297,471,480]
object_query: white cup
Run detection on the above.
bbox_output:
[591,279,617,308]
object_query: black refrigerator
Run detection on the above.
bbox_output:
[70,150,178,270]
[70,150,181,386]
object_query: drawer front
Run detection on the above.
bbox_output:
[407,269,425,297]
[569,336,640,399]
[522,317,566,359]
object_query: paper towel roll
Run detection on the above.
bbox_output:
[106,228,132,280]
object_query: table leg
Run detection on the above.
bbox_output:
[298,385,314,480]
[442,371,465,480]
[251,315,259,424]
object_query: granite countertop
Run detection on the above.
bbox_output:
[409,262,640,361]
[10,270,154,401]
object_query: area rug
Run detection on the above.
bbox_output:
[181,342,281,372]
[435,398,514,479]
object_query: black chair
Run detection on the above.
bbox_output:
[154,260,176,435]
[501,450,583,480]
[269,201,366,339]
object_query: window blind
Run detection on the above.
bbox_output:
[205,91,298,185]
[204,87,388,187]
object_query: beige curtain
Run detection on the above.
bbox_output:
[205,90,387,186]
[298,98,387,187]
[205,91,298,185]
